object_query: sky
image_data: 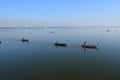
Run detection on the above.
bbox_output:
[0,0,120,27]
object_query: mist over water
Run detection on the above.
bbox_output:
[0,27,120,80]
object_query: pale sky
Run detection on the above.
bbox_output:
[0,0,120,27]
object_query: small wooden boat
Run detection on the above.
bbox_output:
[49,31,54,33]
[21,38,29,42]
[82,42,98,49]
[54,42,67,47]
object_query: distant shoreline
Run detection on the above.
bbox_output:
[0,26,120,29]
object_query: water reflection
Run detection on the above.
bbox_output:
[0,27,120,80]
[82,47,99,52]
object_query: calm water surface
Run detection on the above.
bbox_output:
[0,27,120,80]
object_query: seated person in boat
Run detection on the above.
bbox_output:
[54,41,67,47]
[21,38,29,42]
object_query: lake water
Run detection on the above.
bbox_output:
[0,27,120,80]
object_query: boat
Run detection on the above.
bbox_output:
[21,38,29,42]
[0,41,1,44]
[49,31,54,33]
[82,42,98,49]
[54,42,67,47]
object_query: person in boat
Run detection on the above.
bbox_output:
[54,41,67,47]
[21,38,29,42]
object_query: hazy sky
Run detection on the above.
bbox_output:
[0,0,120,27]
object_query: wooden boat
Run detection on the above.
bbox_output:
[49,31,54,33]
[0,41,1,44]
[54,42,67,47]
[82,42,98,49]
[21,38,29,42]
